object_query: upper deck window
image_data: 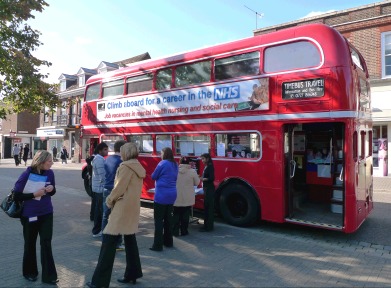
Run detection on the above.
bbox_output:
[264,41,320,73]
[126,74,153,94]
[102,79,124,98]
[175,61,211,87]
[215,51,259,81]
[156,69,172,90]
[85,83,100,101]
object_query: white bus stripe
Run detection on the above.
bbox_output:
[83,110,371,130]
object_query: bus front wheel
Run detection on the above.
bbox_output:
[219,184,259,227]
[82,169,92,197]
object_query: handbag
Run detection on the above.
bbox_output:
[1,190,23,218]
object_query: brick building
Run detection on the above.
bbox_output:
[0,112,39,159]
[254,0,391,175]
[36,52,150,163]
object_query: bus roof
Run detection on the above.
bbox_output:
[86,23,349,85]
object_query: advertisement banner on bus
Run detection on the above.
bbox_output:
[96,78,269,122]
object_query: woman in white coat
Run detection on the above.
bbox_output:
[173,157,200,236]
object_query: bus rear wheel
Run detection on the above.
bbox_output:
[219,184,259,227]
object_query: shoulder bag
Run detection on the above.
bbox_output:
[1,190,23,218]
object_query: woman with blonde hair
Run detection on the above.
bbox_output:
[87,142,146,288]
[13,150,58,285]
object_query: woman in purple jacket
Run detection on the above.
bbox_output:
[150,147,178,251]
[13,150,58,285]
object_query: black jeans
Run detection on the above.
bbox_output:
[91,234,142,288]
[203,184,215,231]
[14,155,19,166]
[172,206,191,236]
[92,192,103,235]
[152,202,173,249]
[21,213,57,282]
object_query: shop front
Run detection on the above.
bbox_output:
[36,128,65,158]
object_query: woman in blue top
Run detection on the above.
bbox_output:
[13,150,58,285]
[150,147,178,251]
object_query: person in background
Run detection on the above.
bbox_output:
[86,143,146,288]
[199,153,215,232]
[12,143,20,166]
[22,144,30,166]
[60,146,68,164]
[149,147,178,252]
[86,149,97,221]
[173,157,200,237]
[13,150,58,285]
[91,142,109,238]
[102,139,126,250]
[52,146,58,162]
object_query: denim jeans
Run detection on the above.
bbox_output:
[102,189,111,231]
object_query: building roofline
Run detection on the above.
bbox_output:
[254,0,391,33]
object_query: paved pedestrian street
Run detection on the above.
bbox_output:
[0,164,391,287]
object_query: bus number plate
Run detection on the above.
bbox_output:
[282,78,324,99]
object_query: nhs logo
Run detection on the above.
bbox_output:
[214,85,240,100]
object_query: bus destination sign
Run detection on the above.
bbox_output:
[282,78,324,100]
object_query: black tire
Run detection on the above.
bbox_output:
[219,184,259,227]
[82,169,92,197]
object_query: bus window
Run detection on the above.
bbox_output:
[85,83,100,101]
[156,69,172,90]
[175,61,211,87]
[351,47,364,70]
[102,79,124,98]
[353,131,358,161]
[156,135,172,153]
[174,135,210,156]
[264,41,321,73]
[360,131,366,159]
[215,51,259,81]
[101,135,125,153]
[126,74,153,94]
[215,133,261,158]
[127,135,153,154]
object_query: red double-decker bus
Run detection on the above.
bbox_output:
[81,23,372,233]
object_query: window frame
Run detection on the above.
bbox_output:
[381,31,391,78]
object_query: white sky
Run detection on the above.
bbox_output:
[29,0,381,83]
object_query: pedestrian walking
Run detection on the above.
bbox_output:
[173,157,200,237]
[22,144,29,166]
[86,143,146,288]
[60,146,68,164]
[13,150,59,285]
[102,139,126,250]
[150,147,178,252]
[12,144,20,166]
[52,146,58,162]
[91,142,108,238]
